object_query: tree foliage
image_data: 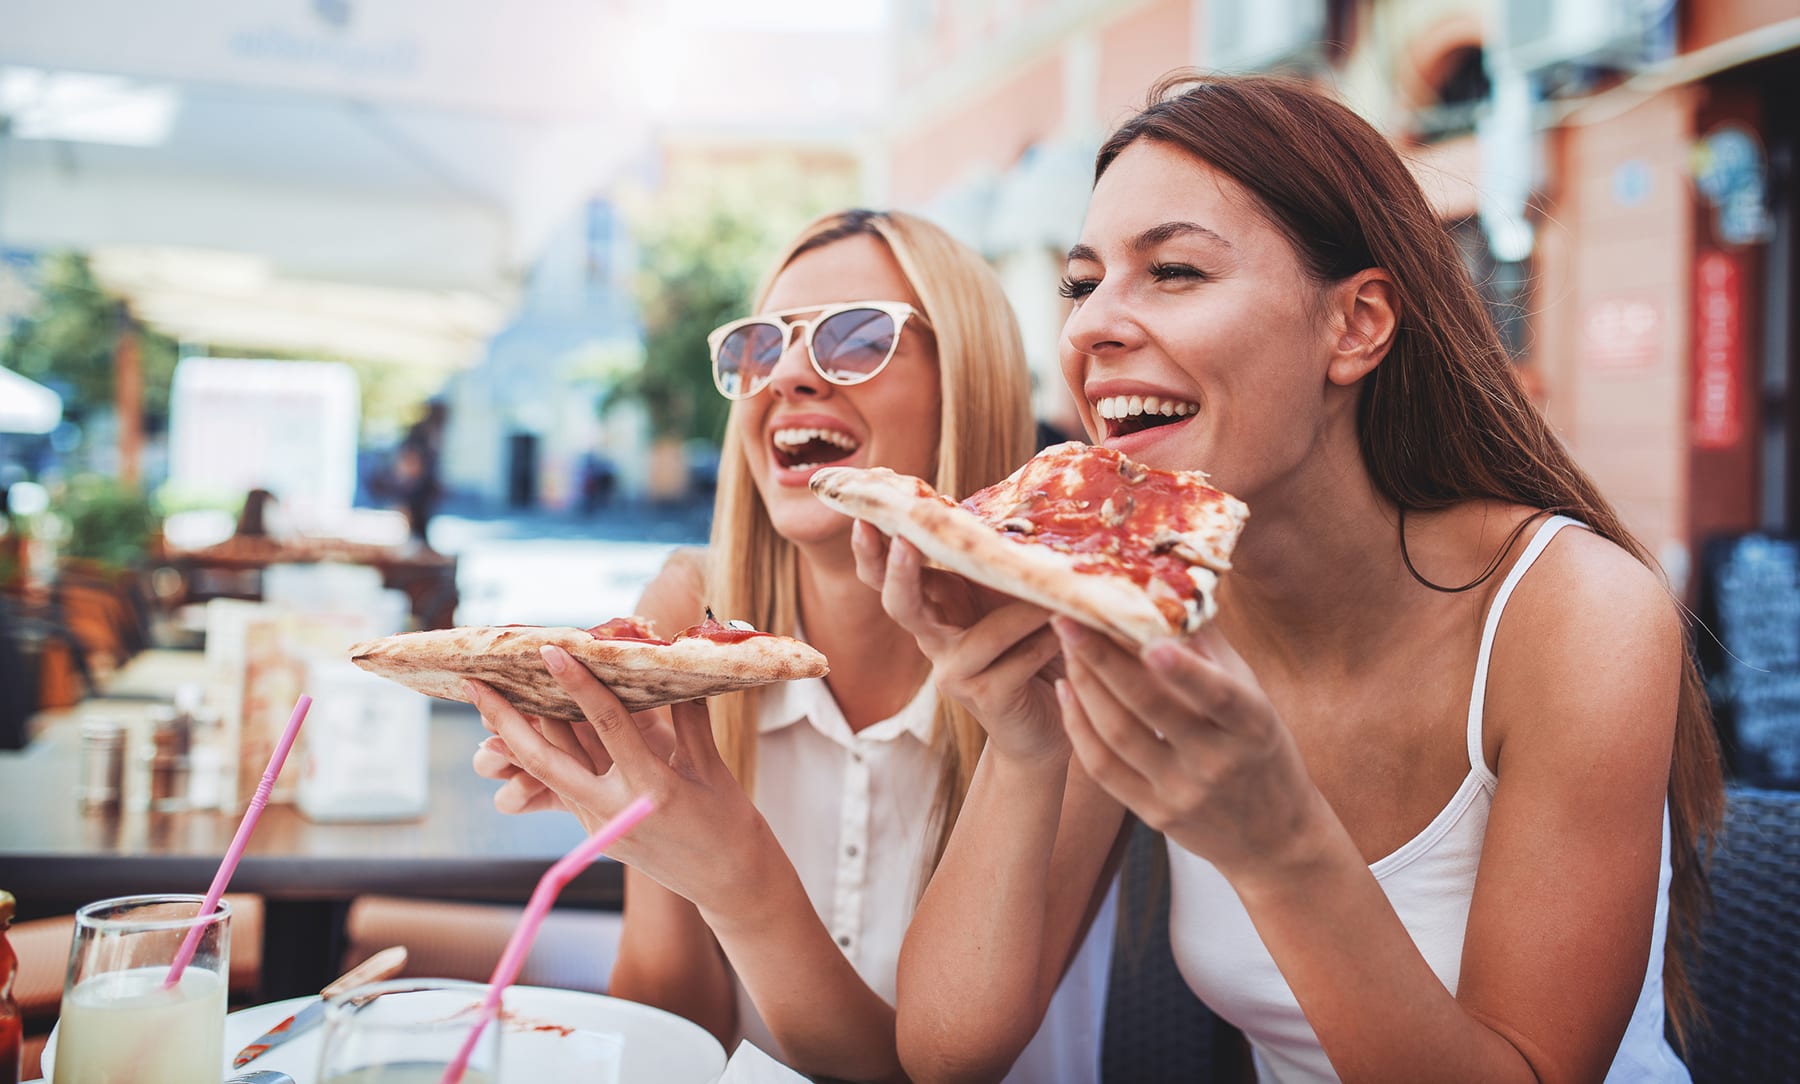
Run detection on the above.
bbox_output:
[0,252,179,423]
[622,156,857,442]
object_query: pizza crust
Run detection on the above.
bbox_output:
[811,466,1184,646]
[348,625,829,720]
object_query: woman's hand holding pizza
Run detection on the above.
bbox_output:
[852,520,1069,766]
[472,705,677,815]
[1052,618,1332,879]
[465,645,778,911]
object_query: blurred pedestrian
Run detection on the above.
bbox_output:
[396,400,447,548]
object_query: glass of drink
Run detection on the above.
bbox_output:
[317,979,503,1084]
[52,894,230,1084]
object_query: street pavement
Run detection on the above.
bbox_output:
[426,497,713,628]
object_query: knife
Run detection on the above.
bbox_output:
[232,945,409,1068]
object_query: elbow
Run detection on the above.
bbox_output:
[609,961,735,1049]
[896,1000,1035,1084]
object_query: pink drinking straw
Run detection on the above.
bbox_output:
[439,794,655,1084]
[164,694,313,988]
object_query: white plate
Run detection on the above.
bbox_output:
[42,983,726,1083]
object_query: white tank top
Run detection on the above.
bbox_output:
[1167,516,1690,1082]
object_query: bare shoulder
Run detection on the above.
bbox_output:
[1487,520,1683,769]
[636,546,711,632]
[1505,523,1679,650]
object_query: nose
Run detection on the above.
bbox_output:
[766,327,829,400]
[1061,279,1138,360]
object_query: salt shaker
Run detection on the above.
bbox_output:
[145,706,193,813]
[77,720,126,812]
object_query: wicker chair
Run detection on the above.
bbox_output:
[1680,786,1800,1082]
[1102,820,1249,1083]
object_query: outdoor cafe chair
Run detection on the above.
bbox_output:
[1678,785,1800,1082]
[1102,818,1249,1083]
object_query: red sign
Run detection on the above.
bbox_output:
[1692,251,1743,450]
[1584,294,1663,371]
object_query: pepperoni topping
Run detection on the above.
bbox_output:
[584,617,670,644]
[675,614,774,644]
[961,443,1239,630]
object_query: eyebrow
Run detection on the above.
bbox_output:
[1065,221,1234,264]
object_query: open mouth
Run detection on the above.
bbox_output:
[771,426,861,470]
[1093,394,1199,439]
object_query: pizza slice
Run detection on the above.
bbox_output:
[348,613,828,720]
[810,441,1249,646]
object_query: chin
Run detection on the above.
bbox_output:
[764,497,855,549]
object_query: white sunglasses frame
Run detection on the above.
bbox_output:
[707,300,930,400]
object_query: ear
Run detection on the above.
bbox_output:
[1324,269,1399,386]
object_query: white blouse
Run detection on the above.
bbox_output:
[738,675,1116,1083]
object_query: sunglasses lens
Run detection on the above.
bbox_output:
[812,308,898,383]
[716,322,786,397]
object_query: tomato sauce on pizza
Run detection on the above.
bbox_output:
[957,443,1246,634]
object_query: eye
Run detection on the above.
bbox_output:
[1058,276,1097,300]
[1149,262,1207,282]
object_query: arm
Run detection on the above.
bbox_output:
[851,523,1127,1081]
[898,749,1126,1083]
[473,549,738,1037]
[469,576,913,1081]
[609,866,737,1045]
[1057,532,1681,1083]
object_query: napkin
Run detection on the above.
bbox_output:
[717,1040,813,1083]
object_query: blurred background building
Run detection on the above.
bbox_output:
[0,0,1795,599]
[883,0,1798,600]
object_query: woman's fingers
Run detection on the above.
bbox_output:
[1057,630,1176,774]
[494,772,563,815]
[877,535,945,638]
[935,601,1054,684]
[467,678,613,806]
[538,715,598,774]
[472,735,519,780]
[668,698,724,774]
[850,519,893,591]
[539,645,660,778]
[1058,678,1154,810]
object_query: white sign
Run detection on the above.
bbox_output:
[167,357,360,522]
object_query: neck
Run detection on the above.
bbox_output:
[1215,444,1417,674]
[794,534,932,732]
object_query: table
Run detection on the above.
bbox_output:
[0,700,620,1000]
[161,541,461,630]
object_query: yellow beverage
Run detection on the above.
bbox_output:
[52,966,225,1084]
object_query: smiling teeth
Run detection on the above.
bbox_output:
[1094,395,1199,420]
[772,427,860,451]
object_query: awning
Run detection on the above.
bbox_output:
[0,366,62,434]
[0,0,648,366]
[0,1,892,366]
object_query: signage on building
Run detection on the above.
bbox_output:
[1583,294,1663,371]
[1693,125,1776,247]
[1692,252,1743,450]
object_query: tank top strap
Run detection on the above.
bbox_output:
[1465,514,1587,781]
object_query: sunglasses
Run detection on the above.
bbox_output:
[708,301,930,400]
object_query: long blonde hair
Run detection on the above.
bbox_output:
[704,208,1034,878]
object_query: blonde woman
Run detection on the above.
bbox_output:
[470,209,1118,1083]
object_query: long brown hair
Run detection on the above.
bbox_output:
[1098,72,1724,1044]
[705,209,1035,883]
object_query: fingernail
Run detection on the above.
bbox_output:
[540,645,568,673]
[463,679,482,701]
[1054,678,1071,708]
[1052,617,1084,645]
